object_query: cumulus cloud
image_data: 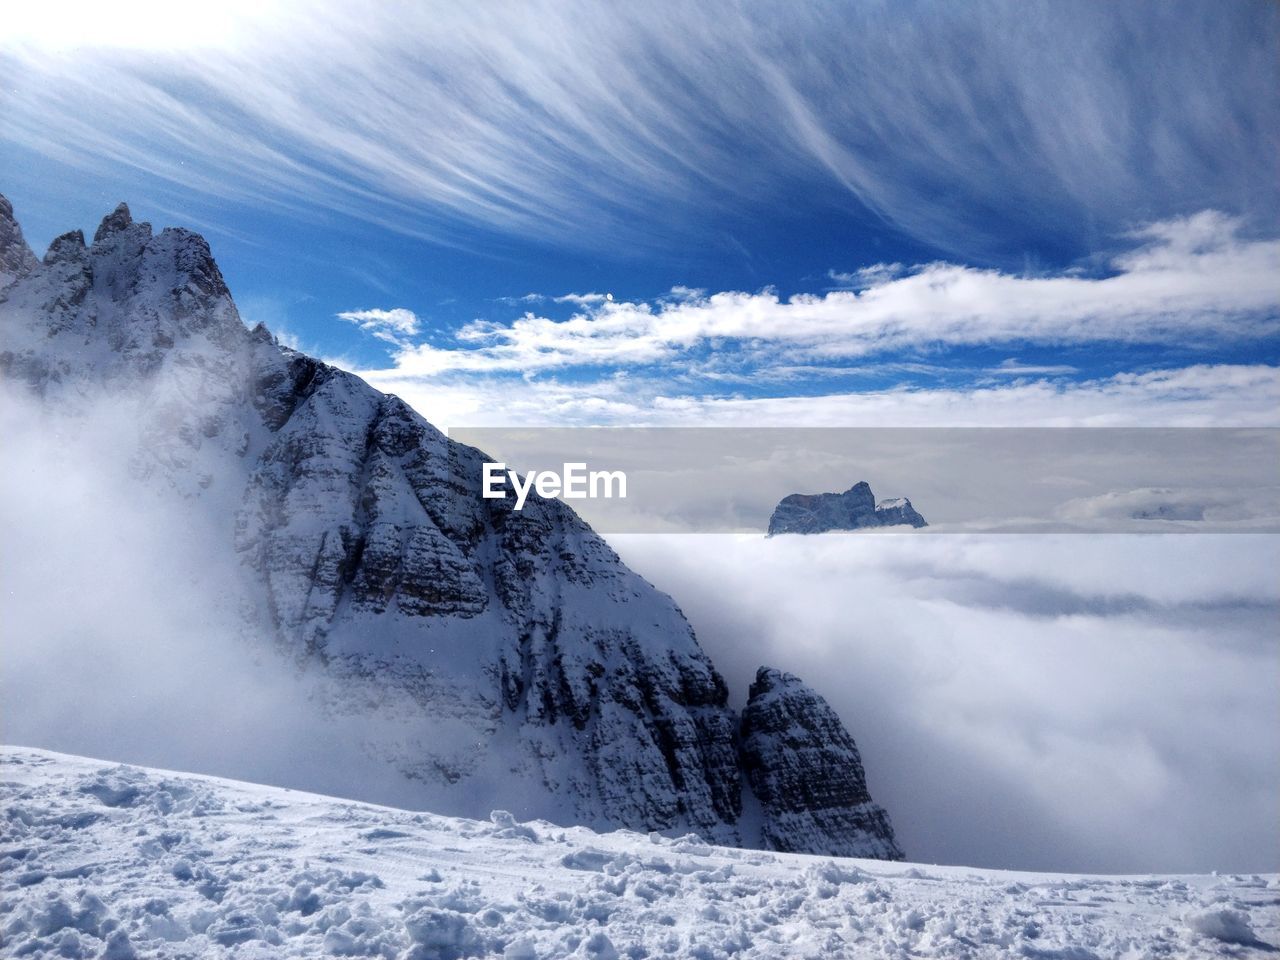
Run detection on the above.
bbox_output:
[492,292,613,307]
[365,212,1278,379]
[337,307,421,345]
[1,1,1274,256]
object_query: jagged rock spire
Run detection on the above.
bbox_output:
[43,230,87,265]
[93,202,133,243]
[740,666,904,859]
[0,193,39,289]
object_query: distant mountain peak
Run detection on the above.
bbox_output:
[768,481,927,534]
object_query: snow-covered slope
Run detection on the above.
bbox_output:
[4,748,1276,960]
[0,196,896,858]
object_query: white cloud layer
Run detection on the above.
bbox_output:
[336,307,420,345]
[2,1,1275,255]
[360,363,1280,431]
[365,212,1277,378]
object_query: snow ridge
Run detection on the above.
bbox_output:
[4,748,1275,960]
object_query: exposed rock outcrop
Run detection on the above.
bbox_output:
[740,668,903,859]
[872,497,928,528]
[768,481,927,534]
[0,194,38,290]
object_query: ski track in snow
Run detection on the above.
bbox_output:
[3,748,1277,959]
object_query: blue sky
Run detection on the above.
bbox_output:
[2,0,1278,428]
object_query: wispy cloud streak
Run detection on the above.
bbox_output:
[2,1,1275,256]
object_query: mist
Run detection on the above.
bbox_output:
[612,533,1280,874]
[0,385,449,809]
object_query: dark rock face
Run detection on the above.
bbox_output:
[93,201,135,243]
[768,481,927,534]
[0,195,39,289]
[872,497,928,528]
[0,194,900,858]
[740,668,903,860]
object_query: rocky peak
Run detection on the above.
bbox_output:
[43,229,87,265]
[155,227,231,304]
[846,480,873,500]
[87,204,159,305]
[2,202,251,474]
[8,202,245,368]
[767,480,927,534]
[93,202,134,243]
[873,497,927,528]
[746,666,795,703]
[0,193,39,289]
[740,667,903,859]
[0,193,18,230]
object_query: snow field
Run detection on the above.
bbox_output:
[3,747,1277,959]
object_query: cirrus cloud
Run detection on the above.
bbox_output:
[2,1,1274,258]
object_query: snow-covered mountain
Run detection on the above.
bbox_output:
[4,748,1275,960]
[0,196,899,858]
[768,482,927,535]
